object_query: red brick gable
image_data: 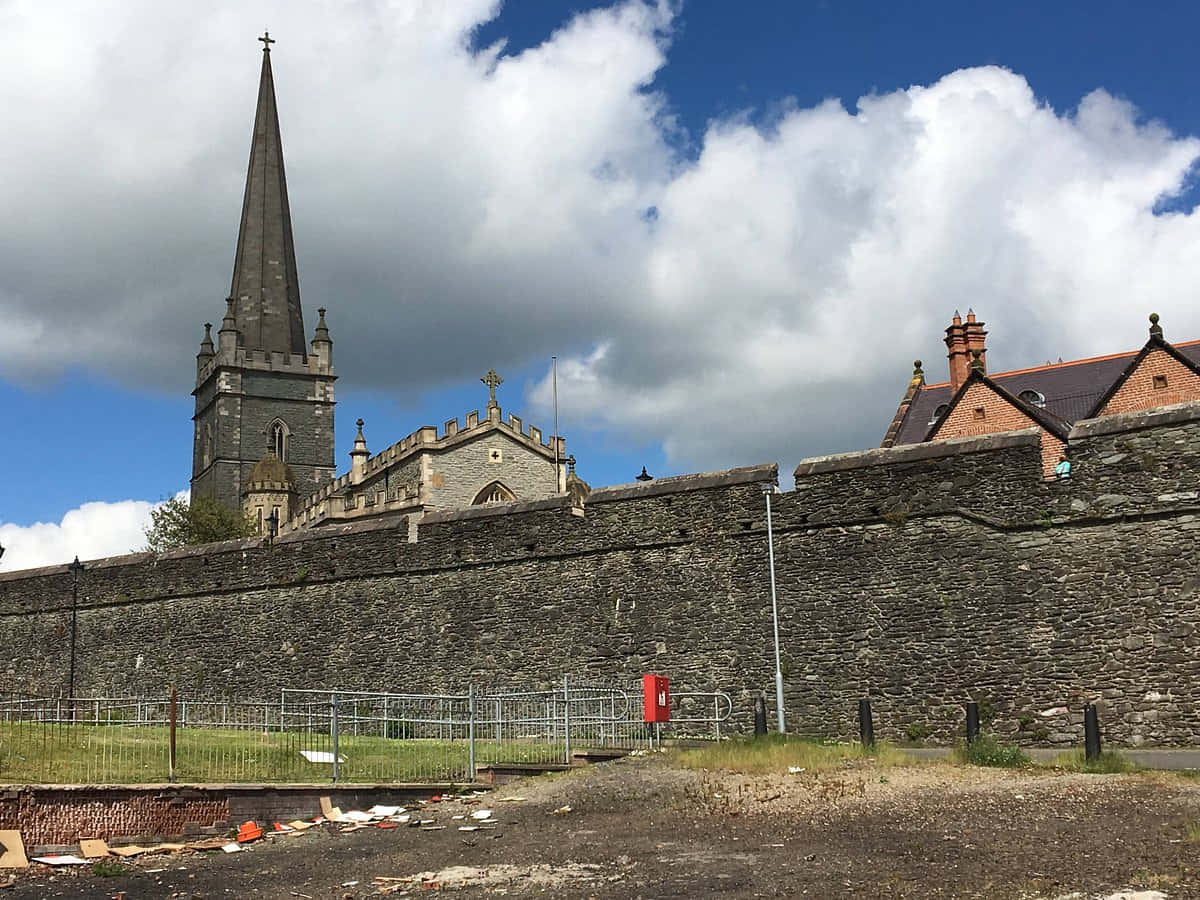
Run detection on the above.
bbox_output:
[1097,346,1200,416]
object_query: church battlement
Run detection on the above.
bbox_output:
[195,343,333,385]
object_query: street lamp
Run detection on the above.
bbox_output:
[762,484,786,733]
[266,509,280,540]
[67,555,85,722]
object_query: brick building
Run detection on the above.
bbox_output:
[882,310,1200,475]
[191,37,570,535]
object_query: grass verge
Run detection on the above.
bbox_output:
[952,734,1030,769]
[1049,748,1141,774]
[673,734,911,774]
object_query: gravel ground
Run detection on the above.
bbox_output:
[4,756,1199,898]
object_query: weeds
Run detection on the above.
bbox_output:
[674,734,911,774]
[952,734,1030,769]
[1186,822,1200,842]
[1050,749,1141,774]
[92,860,130,877]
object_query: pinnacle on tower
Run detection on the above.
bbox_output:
[228,32,306,357]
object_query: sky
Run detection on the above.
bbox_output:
[4,0,1200,570]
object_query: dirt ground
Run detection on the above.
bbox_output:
[5,754,1200,899]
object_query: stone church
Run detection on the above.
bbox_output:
[190,36,573,535]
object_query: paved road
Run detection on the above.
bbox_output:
[902,746,1200,770]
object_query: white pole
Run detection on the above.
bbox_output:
[552,356,560,491]
[764,488,786,733]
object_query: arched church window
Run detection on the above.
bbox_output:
[270,422,287,461]
[1018,389,1046,408]
[473,481,516,505]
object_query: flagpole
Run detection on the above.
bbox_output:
[552,356,560,490]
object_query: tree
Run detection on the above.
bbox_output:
[144,495,256,553]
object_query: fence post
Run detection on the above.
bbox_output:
[563,674,572,765]
[168,686,177,784]
[858,698,875,749]
[468,685,476,783]
[331,695,340,784]
[1084,703,1102,761]
[965,701,980,744]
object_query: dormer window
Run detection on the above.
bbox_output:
[929,404,950,424]
[1018,390,1046,408]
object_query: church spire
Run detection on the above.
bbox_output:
[228,32,306,357]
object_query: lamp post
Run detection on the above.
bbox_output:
[67,555,85,722]
[266,509,280,540]
[762,485,786,733]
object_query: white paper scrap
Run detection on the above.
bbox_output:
[32,855,88,866]
[221,843,242,854]
[470,810,493,820]
[342,811,374,823]
[300,750,347,764]
[367,805,402,817]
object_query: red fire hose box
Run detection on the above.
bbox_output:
[642,674,670,723]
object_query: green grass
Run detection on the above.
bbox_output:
[674,734,912,774]
[1186,822,1200,842]
[952,734,1030,769]
[0,722,559,785]
[1048,748,1141,774]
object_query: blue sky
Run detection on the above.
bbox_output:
[3,0,1200,567]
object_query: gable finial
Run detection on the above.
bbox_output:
[259,31,275,52]
[911,359,924,386]
[482,369,503,410]
[1149,312,1163,339]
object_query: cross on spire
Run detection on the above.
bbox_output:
[482,369,503,409]
[259,31,275,52]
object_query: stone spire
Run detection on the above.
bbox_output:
[228,32,307,357]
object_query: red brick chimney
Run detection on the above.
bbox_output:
[945,309,987,391]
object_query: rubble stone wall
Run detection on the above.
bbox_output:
[2,404,1199,747]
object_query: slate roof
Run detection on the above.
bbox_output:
[891,339,1200,446]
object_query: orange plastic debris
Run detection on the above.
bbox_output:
[236,821,263,843]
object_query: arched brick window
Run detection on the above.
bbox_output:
[473,481,516,505]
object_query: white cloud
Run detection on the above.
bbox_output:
[2,2,1199,478]
[0,495,185,572]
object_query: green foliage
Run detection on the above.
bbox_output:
[144,494,255,553]
[904,722,932,743]
[1186,822,1200,842]
[953,734,1030,769]
[1050,749,1141,774]
[92,860,131,877]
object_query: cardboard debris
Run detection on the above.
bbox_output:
[109,845,148,858]
[32,855,88,866]
[79,839,110,859]
[343,810,374,824]
[299,750,346,764]
[144,843,187,854]
[319,796,344,822]
[367,805,402,817]
[552,805,572,815]
[286,820,316,831]
[185,838,229,852]
[0,833,28,870]
[498,796,527,802]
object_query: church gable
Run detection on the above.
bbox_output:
[1094,345,1200,417]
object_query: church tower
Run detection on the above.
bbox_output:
[191,34,336,513]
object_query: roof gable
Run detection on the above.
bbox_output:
[1087,336,1200,418]
[926,369,1070,444]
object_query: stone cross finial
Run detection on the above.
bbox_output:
[259,31,275,52]
[566,454,576,474]
[482,369,503,409]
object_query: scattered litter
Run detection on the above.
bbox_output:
[109,846,148,858]
[32,855,88,866]
[79,839,110,859]
[420,825,447,831]
[341,881,359,887]
[220,843,242,854]
[186,839,228,852]
[0,832,28,870]
[319,796,344,822]
[376,822,399,830]
[286,820,315,832]
[458,826,479,832]
[787,766,806,774]
[552,805,572,815]
[272,822,294,833]
[299,750,346,764]
[236,822,263,843]
[419,819,435,825]
[145,868,166,873]
[144,843,186,854]
[394,815,412,825]
[452,815,465,820]
[368,805,402,817]
[497,796,527,803]
[470,810,493,821]
[343,810,374,823]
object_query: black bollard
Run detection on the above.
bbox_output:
[965,701,980,745]
[1083,703,1102,761]
[858,698,875,749]
[753,693,768,737]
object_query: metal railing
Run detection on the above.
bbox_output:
[0,679,732,786]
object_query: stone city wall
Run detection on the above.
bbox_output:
[2,403,1199,746]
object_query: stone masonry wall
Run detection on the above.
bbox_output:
[3,403,1200,747]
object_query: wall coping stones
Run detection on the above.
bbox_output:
[1068,400,1200,440]
[793,429,1041,479]
[587,463,778,503]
